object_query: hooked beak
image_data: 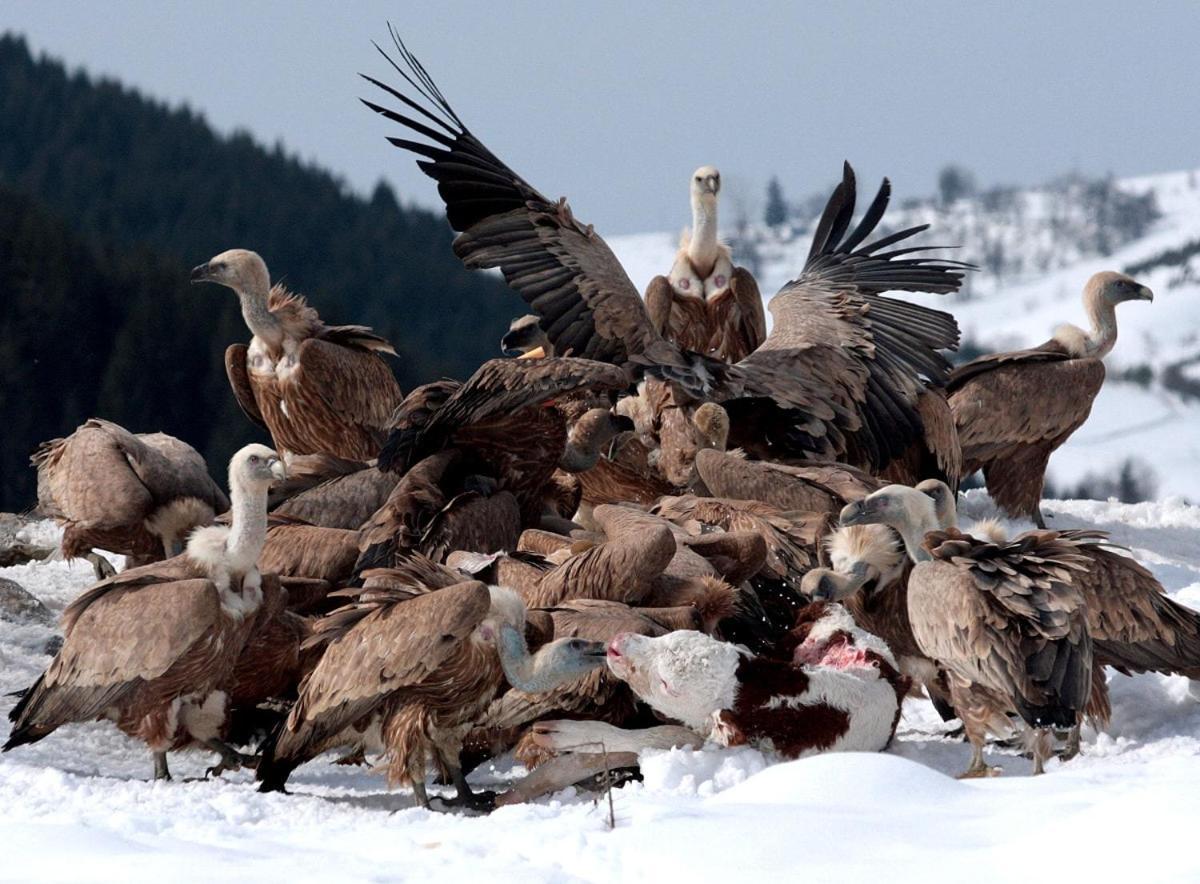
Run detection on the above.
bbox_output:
[704,175,719,195]
[190,262,212,284]
[269,457,287,482]
[801,568,844,602]
[839,499,872,527]
[1137,285,1154,302]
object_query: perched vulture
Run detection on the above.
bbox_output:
[5,445,287,780]
[192,248,403,461]
[947,270,1153,526]
[362,34,968,474]
[32,418,228,577]
[840,483,1093,776]
[257,557,606,809]
[643,166,766,363]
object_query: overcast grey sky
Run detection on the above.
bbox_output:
[6,1,1200,234]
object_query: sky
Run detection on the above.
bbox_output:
[6,1,1200,234]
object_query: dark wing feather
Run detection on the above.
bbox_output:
[362,31,657,364]
[225,344,267,429]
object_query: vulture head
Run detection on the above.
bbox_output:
[692,402,731,453]
[839,484,940,563]
[190,248,270,296]
[1089,270,1153,305]
[230,443,288,493]
[802,566,879,602]
[691,165,721,203]
[481,587,607,693]
[501,314,552,359]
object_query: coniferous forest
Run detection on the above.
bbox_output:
[0,34,520,510]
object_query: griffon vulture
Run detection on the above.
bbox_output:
[270,455,399,530]
[257,558,606,809]
[191,249,403,461]
[32,419,229,578]
[361,32,969,474]
[947,271,1153,526]
[643,166,766,363]
[840,483,1093,776]
[5,445,287,780]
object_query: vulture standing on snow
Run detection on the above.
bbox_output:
[643,166,765,363]
[192,248,403,462]
[840,483,1093,776]
[361,32,968,476]
[257,557,607,809]
[919,478,1200,752]
[32,419,229,578]
[5,445,287,780]
[947,270,1153,526]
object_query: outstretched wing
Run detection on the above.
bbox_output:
[361,29,657,364]
[724,164,969,470]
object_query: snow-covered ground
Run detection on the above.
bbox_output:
[611,168,1200,501]
[5,497,1200,882]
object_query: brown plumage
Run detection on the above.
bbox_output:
[947,271,1153,526]
[841,483,1093,776]
[652,494,831,584]
[379,358,629,525]
[363,39,967,473]
[642,166,765,363]
[6,445,287,780]
[693,449,880,514]
[879,389,963,490]
[258,518,361,589]
[258,559,606,807]
[33,418,228,569]
[192,249,403,462]
[270,456,399,529]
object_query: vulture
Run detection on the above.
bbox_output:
[5,445,287,780]
[362,33,969,475]
[257,557,607,809]
[192,248,403,461]
[595,603,907,759]
[947,270,1153,526]
[643,166,766,363]
[920,478,1200,753]
[32,419,228,578]
[693,448,881,514]
[840,483,1093,776]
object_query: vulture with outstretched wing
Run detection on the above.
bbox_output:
[361,31,969,474]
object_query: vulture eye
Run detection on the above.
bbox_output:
[248,455,259,464]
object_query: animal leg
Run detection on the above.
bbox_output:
[950,682,1003,778]
[1059,724,1082,761]
[432,748,495,812]
[204,738,259,778]
[1029,727,1053,775]
[1033,506,1048,530]
[86,552,117,581]
[153,751,172,781]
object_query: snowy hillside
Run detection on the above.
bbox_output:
[4,498,1200,881]
[610,169,1200,501]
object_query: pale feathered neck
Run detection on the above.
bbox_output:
[1053,285,1117,358]
[892,495,941,564]
[688,191,721,277]
[234,278,284,350]
[185,480,268,579]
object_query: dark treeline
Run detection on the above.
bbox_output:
[0,34,523,510]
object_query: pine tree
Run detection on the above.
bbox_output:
[764,176,788,227]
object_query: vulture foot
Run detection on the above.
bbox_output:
[152,751,172,781]
[434,788,497,814]
[86,552,117,581]
[203,738,259,778]
[333,747,368,767]
[956,764,1002,780]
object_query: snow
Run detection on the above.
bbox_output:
[610,167,1200,501]
[6,497,1200,881]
